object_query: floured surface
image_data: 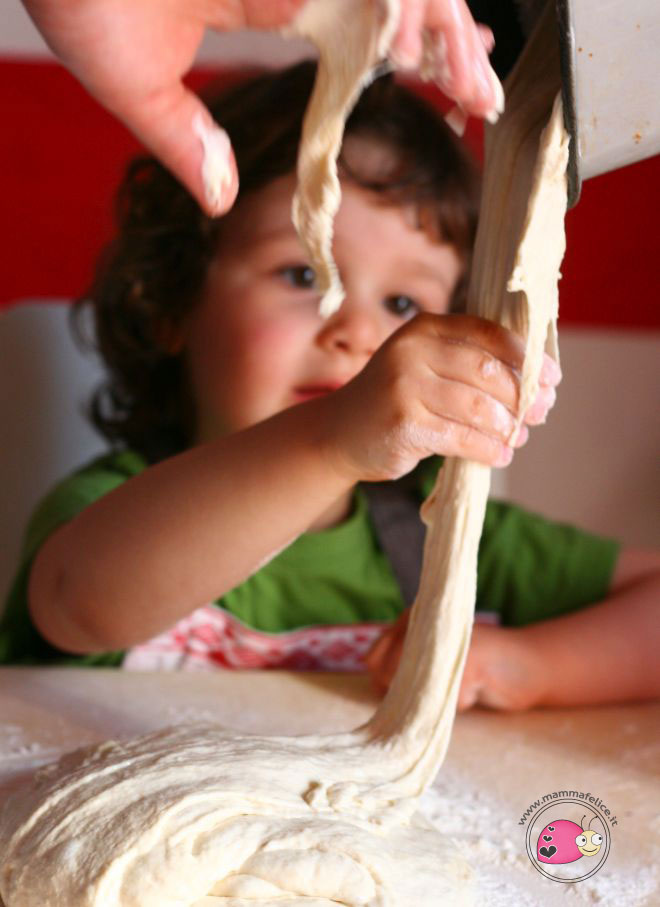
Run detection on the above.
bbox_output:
[1,669,659,906]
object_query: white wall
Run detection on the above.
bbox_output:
[0,304,106,607]
[503,329,660,549]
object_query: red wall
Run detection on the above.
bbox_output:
[2,60,658,329]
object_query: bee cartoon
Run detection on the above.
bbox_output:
[536,813,604,864]
[575,815,604,857]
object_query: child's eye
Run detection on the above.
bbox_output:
[279,265,316,289]
[384,295,420,318]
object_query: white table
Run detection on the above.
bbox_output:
[1,668,658,905]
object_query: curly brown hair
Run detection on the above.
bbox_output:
[73,61,480,463]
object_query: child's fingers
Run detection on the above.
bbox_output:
[513,424,529,448]
[418,314,562,389]
[417,313,526,371]
[539,354,562,388]
[371,637,404,694]
[363,630,392,675]
[416,417,515,468]
[423,338,521,414]
[408,317,562,416]
[364,612,409,693]
[524,385,557,426]
[421,376,517,443]
[365,634,397,694]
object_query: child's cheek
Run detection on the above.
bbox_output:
[241,314,308,382]
[227,314,311,422]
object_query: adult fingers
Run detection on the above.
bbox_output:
[119,84,239,216]
[389,0,427,68]
[476,23,495,54]
[401,0,504,120]
[23,0,240,217]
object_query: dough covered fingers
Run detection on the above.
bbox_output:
[415,313,561,431]
[390,0,503,119]
[320,312,556,481]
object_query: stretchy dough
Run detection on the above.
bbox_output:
[0,4,568,905]
[290,0,400,317]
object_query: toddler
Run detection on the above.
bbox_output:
[1,62,658,709]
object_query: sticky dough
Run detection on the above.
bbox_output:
[0,4,569,905]
[290,0,401,317]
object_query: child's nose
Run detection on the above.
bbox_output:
[316,303,382,358]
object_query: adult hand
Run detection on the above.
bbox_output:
[391,0,501,121]
[22,0,501,216]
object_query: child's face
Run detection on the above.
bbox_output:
[184,160,463,443]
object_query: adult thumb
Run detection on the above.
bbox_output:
[119,80,239,216]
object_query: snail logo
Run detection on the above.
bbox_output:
[525,802,611,883]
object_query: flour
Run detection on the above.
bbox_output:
[0,4,571,906]
[193,114,233,214]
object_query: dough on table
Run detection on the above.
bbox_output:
[0,4,569,905]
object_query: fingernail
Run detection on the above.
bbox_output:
[193,113,233,215]
[540,355,562,386]
[484,67,505,124]
[444,105,467,137]
[495,446,514,468]
[433,33,452,88]
[492,70,505,113]
[513,424,529,447]
[478,26,495,53]
[526,386,556,424]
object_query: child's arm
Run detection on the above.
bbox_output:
[28,314,558,656]
[367,548,660,709]
[460,548,660,710]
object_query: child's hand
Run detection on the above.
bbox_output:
[321,313,561,483]
[364,609,410,695]
[365,613,546,712]
[456,623,546,711]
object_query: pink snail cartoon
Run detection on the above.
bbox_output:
[536,814,604,864]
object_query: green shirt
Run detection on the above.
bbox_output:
[0,450,619,666]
